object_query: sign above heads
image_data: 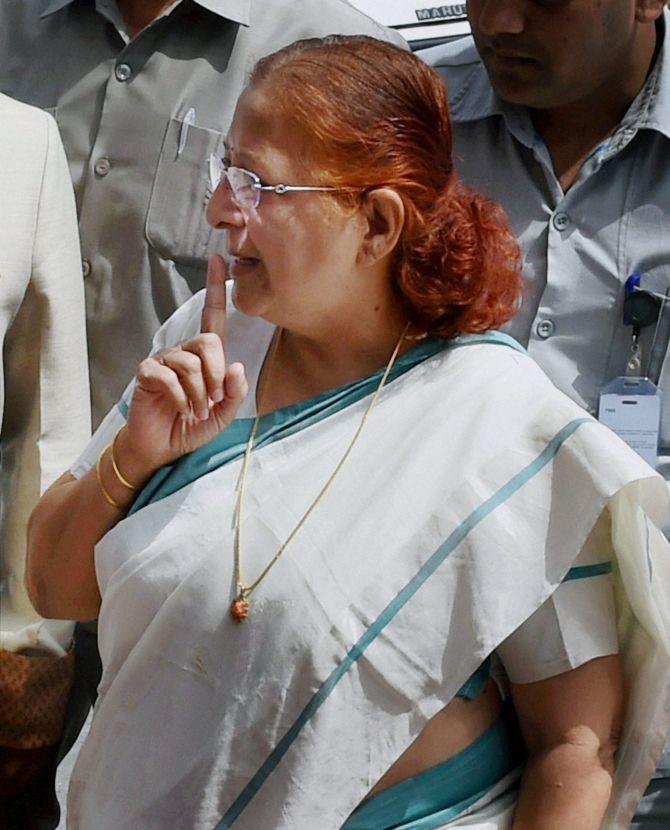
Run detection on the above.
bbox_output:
[415,4,467,21]
[348,0,470,49]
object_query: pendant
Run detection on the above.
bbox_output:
[230,593,249,622]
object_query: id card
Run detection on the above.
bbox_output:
[598,377,662,468]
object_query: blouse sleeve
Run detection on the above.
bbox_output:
[496,509,619,684]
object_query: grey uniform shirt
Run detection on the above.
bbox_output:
[0,0,405,424]
[422,12,670,479]
[422,10,670,775]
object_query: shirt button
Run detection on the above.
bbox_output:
[115,63,132,82]
[81,259,91,278]
[536,319,556,339]
[94,157,111,177]
[552,211,571,231]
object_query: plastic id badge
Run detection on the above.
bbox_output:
[598,377,662,468]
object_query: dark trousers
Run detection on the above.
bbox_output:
[630,777,670,829]
[0,624,102,830]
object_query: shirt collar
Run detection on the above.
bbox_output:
[442,38,501,124]
[621,9,670,140]
[451,9,670,142]
[40,0,76,16]
[448,51,536,148]
[40,0,250,26]
[190,0,249,26]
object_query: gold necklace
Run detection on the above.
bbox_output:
[230,325,409,621]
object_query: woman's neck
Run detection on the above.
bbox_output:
[257,303,415,414]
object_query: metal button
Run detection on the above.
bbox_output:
[536,319,556,339]
[94,157,111,177]
[552,211,571,231]
[115,63,132,82]
[81,259,91,278]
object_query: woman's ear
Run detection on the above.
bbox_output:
[357,188,405,267]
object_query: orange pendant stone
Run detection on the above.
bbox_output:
[230,595,249,622]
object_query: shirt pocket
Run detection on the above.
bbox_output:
[145,117,224,265]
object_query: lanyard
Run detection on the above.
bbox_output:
[623,273,665,377]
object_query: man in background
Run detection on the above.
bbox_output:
[0,0,404,426]
[421,1,669,825]
[0,93,90,827]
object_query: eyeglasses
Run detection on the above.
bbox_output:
[208,154,342,210]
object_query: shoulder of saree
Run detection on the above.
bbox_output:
[129,331,525,513]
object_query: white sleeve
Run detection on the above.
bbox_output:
[1,109,90,648]
[70,291,205,479]
[2,113,91,491]
[496,509,619,684]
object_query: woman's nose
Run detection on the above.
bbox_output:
[206,182,245,230]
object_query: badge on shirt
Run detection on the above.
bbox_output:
[598,274,665,468]
[599,377,661,467]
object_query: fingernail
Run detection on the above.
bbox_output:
[212,388,224,403]
[198,409,210,421]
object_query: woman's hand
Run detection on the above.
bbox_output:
[120,254,248,475]
[25,255,248,620]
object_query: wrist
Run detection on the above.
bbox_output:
[96,446,135,512]
[112,425,159,490]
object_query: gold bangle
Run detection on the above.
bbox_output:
[110,426,139,491]
[96,445,124,510]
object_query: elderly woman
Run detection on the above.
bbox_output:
[27,36,670,830]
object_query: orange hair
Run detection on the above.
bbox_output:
[251,36,522,338]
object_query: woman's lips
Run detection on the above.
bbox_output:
[230,256,260,275]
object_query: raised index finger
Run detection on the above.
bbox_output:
[200,253,228,339]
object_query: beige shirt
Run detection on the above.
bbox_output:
[0,0,405,425]
[0,93,91,653]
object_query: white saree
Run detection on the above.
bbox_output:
[67,291,670,830]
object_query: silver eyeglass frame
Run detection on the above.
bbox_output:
[208,154,339,209]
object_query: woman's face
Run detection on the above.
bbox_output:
[206,85,367,331]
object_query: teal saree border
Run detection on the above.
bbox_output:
[124,331,524,514]
[116,330,523,426]
[563,562,613,582]
[341,710,522,830]
[213,416,592,829]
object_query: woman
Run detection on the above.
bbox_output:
[27,36,670,830]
